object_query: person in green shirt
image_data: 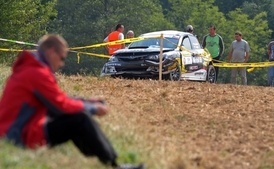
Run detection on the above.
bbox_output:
[202,25,224,82]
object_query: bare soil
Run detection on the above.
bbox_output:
[60,76,274,169]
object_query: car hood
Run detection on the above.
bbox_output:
[114,48,174,55]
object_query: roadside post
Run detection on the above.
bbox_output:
[159,33,163,80]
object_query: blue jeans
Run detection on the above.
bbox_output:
[268,66,274,86]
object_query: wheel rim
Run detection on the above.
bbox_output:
[208,66,216,83]
[171,65,181,81]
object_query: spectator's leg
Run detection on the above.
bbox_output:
[215,67,219,82]
[268,66,274,86]
[230,68,237,84]
[213,56,220,82]
[46,112,118,165]
[240,67,247,85]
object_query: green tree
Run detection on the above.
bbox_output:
[159,0,171,15]
[213,0,245,15]
[182,0,226,42]
[0,0,57,63]
[49,0,175,75]
[166,0,213,31]
[241,0,274,38]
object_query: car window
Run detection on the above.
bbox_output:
[189,35,201,49]
[129,37,179,49]
[182,37,192,50]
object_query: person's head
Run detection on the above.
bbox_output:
[186,25,194,33]
[234,31,242,41]
[38,34,68,72]
[208,25,216,36]
[126,30,134,38]
[115,24,124,33]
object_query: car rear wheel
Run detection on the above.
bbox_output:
[207,65,216,83]
[164,62,181,81]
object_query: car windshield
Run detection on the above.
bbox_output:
[129,37,179,49]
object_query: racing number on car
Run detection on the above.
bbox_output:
[184,57,202,65]
[184,57,192,65]
[192,57,202,63]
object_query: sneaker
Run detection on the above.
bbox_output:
[117,163,145,169]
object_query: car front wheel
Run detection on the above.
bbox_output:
[164,62,181,81]
[207,65,216,83]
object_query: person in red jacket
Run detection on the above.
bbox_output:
[0,34,144,169]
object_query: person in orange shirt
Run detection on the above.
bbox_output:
[104,24,125,55]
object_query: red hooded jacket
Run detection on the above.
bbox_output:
[0,51,94,148]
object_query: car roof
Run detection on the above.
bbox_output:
[139,30,190,37]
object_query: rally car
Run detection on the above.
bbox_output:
[100,30,216,83]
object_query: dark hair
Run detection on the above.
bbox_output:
[209,25,216,30]
[235,31,242,36]
[115,24,123,30]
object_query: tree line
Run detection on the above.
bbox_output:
[1,0,273,85]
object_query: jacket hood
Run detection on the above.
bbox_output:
[12,51,50,73]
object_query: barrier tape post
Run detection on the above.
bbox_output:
[159,34,164,80]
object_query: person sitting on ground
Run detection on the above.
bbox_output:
[0,34,144,169]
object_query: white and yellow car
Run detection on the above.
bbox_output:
[101,30,216,83]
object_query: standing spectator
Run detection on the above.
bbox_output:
[125,30,134,48]
[202,25,224,82]
[186,25,199,41]
[0,34,144,169]
[267,40,274,86]
[104,24,125,55]
[126,30,134,39]
[186,25,194,34]
[228,31,251,85]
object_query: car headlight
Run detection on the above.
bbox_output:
[148,55,159,60]
[108,56,118,62]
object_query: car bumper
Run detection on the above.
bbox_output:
[100,59,175,76]
[181,69,207,81]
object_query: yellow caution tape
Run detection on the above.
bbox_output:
[247,67,255,72]
[0,48,36,52]
[77,52,110,64]
[69,36,161,50]
[213,62,274,68]
[162,38,212,61]
[2,37,274,72]
[0,48,24,52]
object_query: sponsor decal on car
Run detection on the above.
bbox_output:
[189,65,198,70]
[194,72,204,75]
[106,63,121,66]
